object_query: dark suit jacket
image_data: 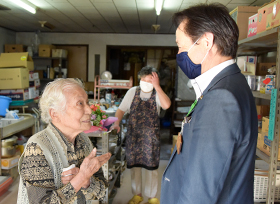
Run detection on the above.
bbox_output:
[161,63,258,204]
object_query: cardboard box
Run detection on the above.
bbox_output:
[29,71,39,81]
[28,87,36,99]
[0,52,34,71]
[5,44,25,53]
[52,49,68,58]
[266,0,280,30]
[262,116,270,132]
[2,166,19,180]
[257,132,280,160]
[39,44,55,57]
[230,6,259,41]
[256,105,270,117]
[0,89,29,100]
[1,155,20,169]
[248,13,258,37]
[0,68,29,89]
[29,79,40,87]
[257,3,273,34]
[256,62,276,76]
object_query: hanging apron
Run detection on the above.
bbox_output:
[126,87,160,170]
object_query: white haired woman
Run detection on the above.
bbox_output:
[17,78,111,204]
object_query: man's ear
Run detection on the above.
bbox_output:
[49,108,60,122]
[203,32,214,50]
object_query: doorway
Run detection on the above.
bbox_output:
[55,45,88,82]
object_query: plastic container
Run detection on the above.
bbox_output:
[0,96,12,116]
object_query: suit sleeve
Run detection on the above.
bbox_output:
[177,89,242,204]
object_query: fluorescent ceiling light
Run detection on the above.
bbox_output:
[155,0,163,15]
[9,0,37,14]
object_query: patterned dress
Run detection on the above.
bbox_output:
[126,87,160,170]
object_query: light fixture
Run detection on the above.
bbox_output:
[155,0,163,15]
[9,0,37,14]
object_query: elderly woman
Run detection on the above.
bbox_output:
[17,78,111,203]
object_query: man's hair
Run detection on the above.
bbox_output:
[173,3,239,58]
[138,66,159,78]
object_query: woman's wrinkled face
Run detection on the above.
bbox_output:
[58,86,92,134]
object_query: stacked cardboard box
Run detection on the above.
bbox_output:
[0,52,39,100]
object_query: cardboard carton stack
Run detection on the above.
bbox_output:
[0,52,40,101]
[256,105,280,160]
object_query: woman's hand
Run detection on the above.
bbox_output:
[110,123,120,133]
[61,167,79,185]
[151,72,160,90]
[79,148,111,183]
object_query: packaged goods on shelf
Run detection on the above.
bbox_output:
[265,84,275,94]
[245,75,257,90]
[0,89,29,101]
[248,13,258,37]
[52,49,68,58]
[256,63,276,76]
[28,87,36,99]
[100,79,131,87]
[4,44,25,53]
[266,0,280,30]
[257,131,280,160]
[262,116,269,133]
[0,68,29,89]
[257,3,272,34]
[237,56,257,73]
[39,44,56,57]
[1,155,20,169]
[29,79,40,87]
[29,71,39,81]
[0,52,34,71]
[230,6,259,40]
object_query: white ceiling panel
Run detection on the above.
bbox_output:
[0,0,272,33]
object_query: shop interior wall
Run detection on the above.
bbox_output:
[16,32,176,81]
[0,27,16,53]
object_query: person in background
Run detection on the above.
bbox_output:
[111,66,171,204]
[161,3,258,204]
[17,78,111,203]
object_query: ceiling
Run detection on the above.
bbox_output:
[0,0,271,34]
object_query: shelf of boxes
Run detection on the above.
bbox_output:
[238,26,280,203]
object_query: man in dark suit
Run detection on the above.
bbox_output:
[161,3,258,204]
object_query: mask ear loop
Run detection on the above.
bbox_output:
[187,37,201,52]
[201,49,210,64]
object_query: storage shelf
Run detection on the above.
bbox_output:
[252,91,271,100]
[0,114,35,139]
[256,148,280,166]
[32,56,67,60]
[108,170,120,196]
[238,27,279,55]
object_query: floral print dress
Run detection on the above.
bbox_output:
[126,87,160,170]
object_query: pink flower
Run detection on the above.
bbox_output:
[102,115,107,119]
[91,114,96,120]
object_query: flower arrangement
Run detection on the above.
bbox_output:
[84,104,118,133]
[90,104,108,127]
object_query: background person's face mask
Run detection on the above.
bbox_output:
[140,80,153,92]
[176,37,209,79]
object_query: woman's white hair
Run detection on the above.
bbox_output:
[39,78,84,123]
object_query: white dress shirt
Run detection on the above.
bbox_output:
[191,59,235,100]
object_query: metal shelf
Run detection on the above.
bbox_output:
[252,91,271,100]
[256,148,280,166]
[238,27,279,55]
[0,114,35,139]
